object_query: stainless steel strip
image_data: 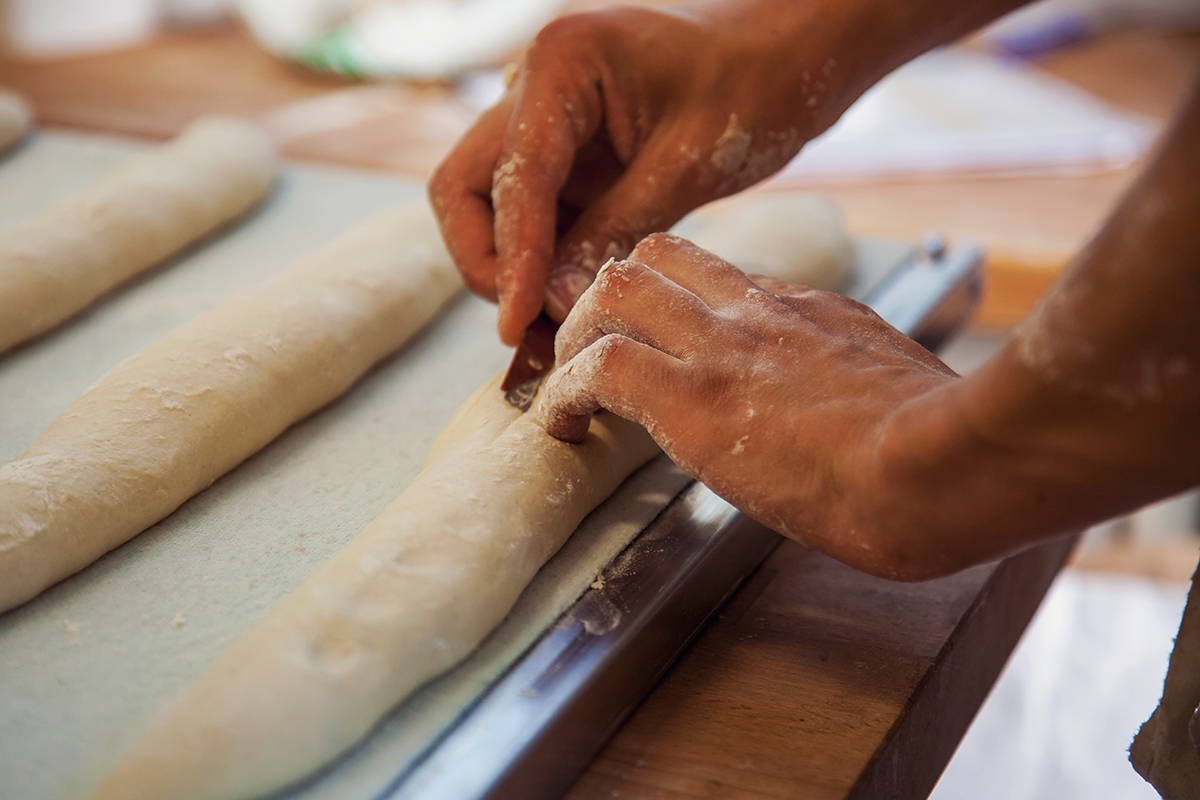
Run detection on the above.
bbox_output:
[388,484,777,800]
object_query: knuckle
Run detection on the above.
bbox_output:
[530,14,575,48]
[832,294,887,326]
[490,150,523,196]
[427,159,469,211]
[530,10,609,50]
[604,257,643,281]
[788,287,867,316]
[592,333,631,372]
[427,161,450,196]
[748,274,812,298]
[528,14,595,63]
[827,292,874,315]
[426,176,459,221]
[589,258,646,297]
[629,231,687,263]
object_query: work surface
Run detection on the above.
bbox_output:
[0,23,1152,800]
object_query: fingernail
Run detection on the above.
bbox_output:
[545,265,596,322]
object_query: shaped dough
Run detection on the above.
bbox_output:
[0,116,278,354]
[90,380,659,800]
[0,203,462,613]
[87,189,854,800]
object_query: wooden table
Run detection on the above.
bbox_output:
[0,21,1193,799]
[567,535,1077,800]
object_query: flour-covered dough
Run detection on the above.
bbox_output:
[0,203,462,613]
[84,190,856,800]
[89,379,659,800]
[0,116,277,354]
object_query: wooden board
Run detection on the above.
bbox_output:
[566,535,1079,799]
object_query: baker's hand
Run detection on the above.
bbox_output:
[428,2,847,345]
[540,234,960,578]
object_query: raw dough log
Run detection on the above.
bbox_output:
[686,192,854,291]
[0,88,31,153]
[89,379,659,800]
[0,203,462,613]
[86,190,854,800]
[0,116,278,354]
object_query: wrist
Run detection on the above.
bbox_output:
[863,378,995,580]
[698,0,1031,134]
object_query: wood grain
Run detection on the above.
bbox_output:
[565,535,1078,799]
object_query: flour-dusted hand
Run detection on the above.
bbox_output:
[544,75,1200,585]
[540,234,959,578]
[428,2,855,346]
[429,0,1037,345]
[432,0,1200,591]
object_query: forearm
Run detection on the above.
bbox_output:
[874,78,1200,577]
[692,0,1032,134]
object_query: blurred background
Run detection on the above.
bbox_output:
[1,0,1198,797]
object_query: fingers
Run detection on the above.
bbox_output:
[428,101,513,303]
[539,147,704,322]
[544,134,717,317]
[541,333,685,443]
[432,6,759,343]
[433,14,615,344]
[627,233,758,308]
[491,28,608,345]
[548,228,766,328]
[554,258,718,367]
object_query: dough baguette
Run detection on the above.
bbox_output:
[0,116,278,354]
[90,380,659,800]
[0,203,462,613]
[0,88,31,153]
[81,190,853,798]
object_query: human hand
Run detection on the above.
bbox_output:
[428,2,851,345]
[539,234,960,579]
